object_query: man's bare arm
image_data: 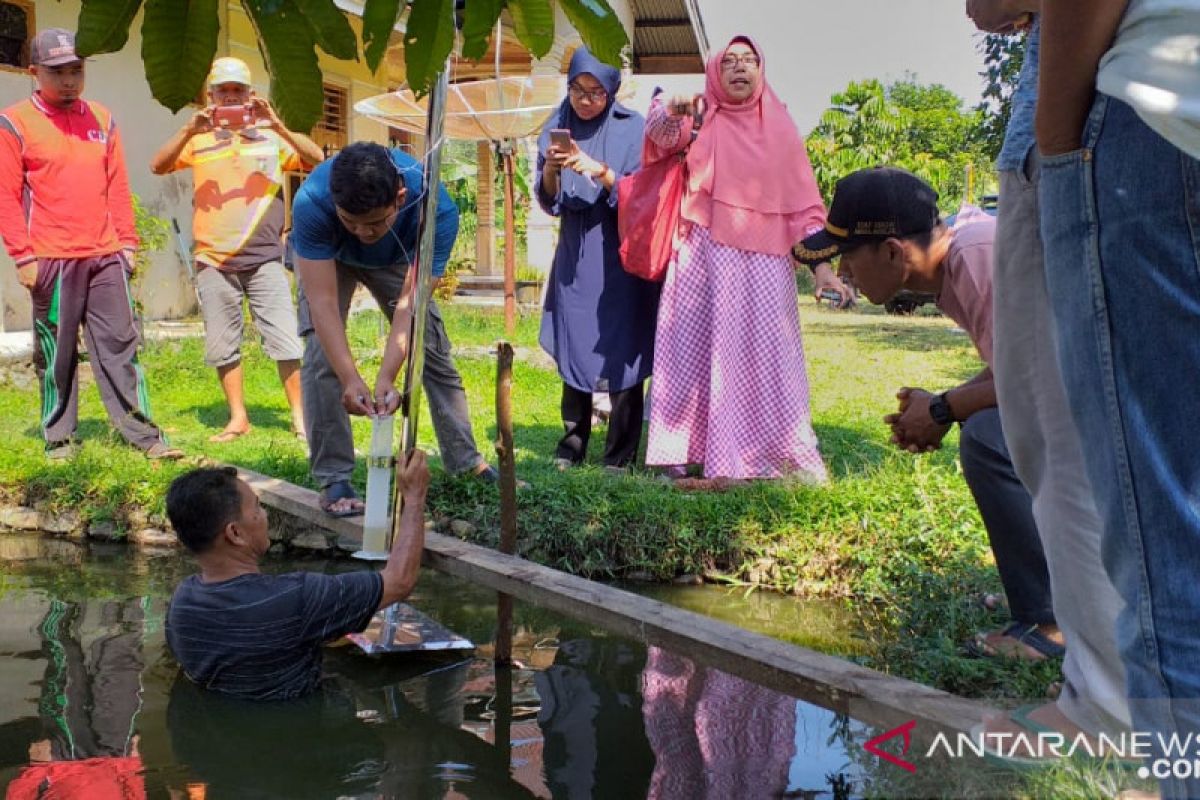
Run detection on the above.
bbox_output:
[378,450,429,607]
[373,267,415,414]
[946,367,997,422]
[1037,0,1128,156]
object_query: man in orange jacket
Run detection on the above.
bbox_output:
[0,29,180,460]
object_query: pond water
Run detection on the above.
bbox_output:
[621,583,871,657]
[0,538,878,799]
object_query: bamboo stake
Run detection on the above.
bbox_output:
[494,341,517,664]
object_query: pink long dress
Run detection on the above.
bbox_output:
[643,104,827,482]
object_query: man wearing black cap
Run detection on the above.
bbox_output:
[0,28,181,460]
[795,166,1067,668]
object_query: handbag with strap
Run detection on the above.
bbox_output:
[617,95,701,282]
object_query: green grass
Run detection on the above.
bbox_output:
[0,304,1088,701]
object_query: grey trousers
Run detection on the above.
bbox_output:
[958,408,1054,627]
[31,255,167,450]
[297,261,484,489]
[993,152,1130,734]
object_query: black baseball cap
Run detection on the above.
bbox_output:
[793,167,940,264]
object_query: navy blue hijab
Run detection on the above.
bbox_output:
[538,47,641,208]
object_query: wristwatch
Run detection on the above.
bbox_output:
[929,392,955,426]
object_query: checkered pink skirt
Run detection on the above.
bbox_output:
[645,224,827,481]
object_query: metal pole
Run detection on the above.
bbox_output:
[502,145,517,334]
[362,59,452,631]
[382,60,450,563]
[398,65,451,461]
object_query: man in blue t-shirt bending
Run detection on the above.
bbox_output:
[290,141,498,517]
[164,450,429,700]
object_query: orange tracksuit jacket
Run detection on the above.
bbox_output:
[0,93,138,268]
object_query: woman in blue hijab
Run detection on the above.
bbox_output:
[537,47,659,470]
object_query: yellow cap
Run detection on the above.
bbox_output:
[208,57,252,87]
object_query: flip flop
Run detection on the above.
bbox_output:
[145,442,185,460]
[209,428,250,443]
[966,621,1065,661]
[971,704,1143,771]
[319,480,364,518]
[471,464,529,489]
[970,704,1059,771]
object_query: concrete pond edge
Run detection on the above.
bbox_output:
[0,466,1002,740]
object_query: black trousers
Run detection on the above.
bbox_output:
[557,382,645,467]
[959,407,1055,626]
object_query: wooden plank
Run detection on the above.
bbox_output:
[241,468,999,737]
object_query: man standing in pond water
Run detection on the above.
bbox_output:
[163,451,429,700]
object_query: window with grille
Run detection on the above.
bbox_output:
[0,0,33,71]
[313,82,348,155]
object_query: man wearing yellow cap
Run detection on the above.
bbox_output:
[151,57,323,443]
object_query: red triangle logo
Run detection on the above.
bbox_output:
[863,719,918,773]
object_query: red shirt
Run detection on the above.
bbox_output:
[0,93,138,267]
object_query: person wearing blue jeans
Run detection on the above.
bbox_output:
[1040,2,1200,796]
[967,1,1132,753]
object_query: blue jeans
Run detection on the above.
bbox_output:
[1041,95,1200,798]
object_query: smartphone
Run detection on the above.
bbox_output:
[549,128,571,151]
[819,288,845,309]
[212,104,254,129]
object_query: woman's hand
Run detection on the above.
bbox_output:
[812,262,855,308]
[545,140,572,173]
[666,94,698,116]
[562,142,608,179]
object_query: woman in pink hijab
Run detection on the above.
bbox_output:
[644,36,828,487]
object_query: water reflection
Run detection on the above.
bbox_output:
[643,647,796,799]
[536,639,654,799]
[7,598,148,799]
[0,549,863,799]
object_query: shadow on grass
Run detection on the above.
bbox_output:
[180,401,296,434]
[807,319,976,356]
[495,420,903,483]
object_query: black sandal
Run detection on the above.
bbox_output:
[966,621,1066,661]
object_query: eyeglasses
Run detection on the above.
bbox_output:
[568,83,608,103]
[720,53,760,70]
